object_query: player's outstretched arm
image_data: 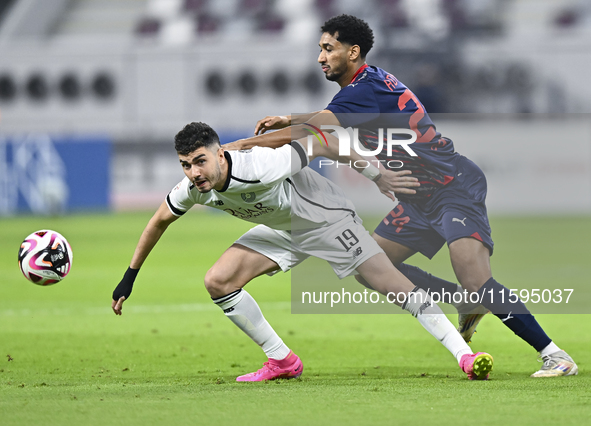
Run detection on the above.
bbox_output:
[111,201,179,315]
[253,111,323,135]
[225,110,339,151]
[254,115,291,135]
[304,131,419,202]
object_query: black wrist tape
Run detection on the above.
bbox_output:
[112,267,139,301]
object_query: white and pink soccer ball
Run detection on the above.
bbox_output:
[18,230,73,286]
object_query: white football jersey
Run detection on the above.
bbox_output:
[166,142,357,231]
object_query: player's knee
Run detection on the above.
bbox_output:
[204,267,233,297]
[454,263,491,293]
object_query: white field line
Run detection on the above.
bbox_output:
[0,302,292,317]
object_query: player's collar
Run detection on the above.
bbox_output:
[218,151,232,192]
[350,64,369,84]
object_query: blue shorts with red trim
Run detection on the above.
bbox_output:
[374,155,493,259]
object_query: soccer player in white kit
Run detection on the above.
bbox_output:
[111,122,493,381]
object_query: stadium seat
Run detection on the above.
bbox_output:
[183,0,209,13]
[196,12,221,34]
[135,16,162,36]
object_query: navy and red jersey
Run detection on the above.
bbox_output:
[325,64,460,203]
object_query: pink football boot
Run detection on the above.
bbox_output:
[236,351,303,382]
[460,352,494,380]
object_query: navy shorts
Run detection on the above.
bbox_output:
[374,155,494,259]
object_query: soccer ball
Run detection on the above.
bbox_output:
[18,230,73,286]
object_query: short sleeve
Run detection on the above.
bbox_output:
[326,83,380,128]
[251,142,309,185]
[166,177,195,216]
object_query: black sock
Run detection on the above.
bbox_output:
[477,278,551,351]
[397,263,459,304]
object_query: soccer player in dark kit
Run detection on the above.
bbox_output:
[227,14,577,377]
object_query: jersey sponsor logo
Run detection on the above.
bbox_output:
[224,202,274,220]
[241,192,256,202]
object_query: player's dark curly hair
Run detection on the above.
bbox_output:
[321,14,374,59]
[174,122,220,155]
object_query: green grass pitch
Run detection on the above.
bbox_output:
[1,211,589,425]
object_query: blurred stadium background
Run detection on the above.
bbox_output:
[0,0,589,216]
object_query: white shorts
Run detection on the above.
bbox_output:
[234,215,384,279]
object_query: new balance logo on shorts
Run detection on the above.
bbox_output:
[352,247,363,259]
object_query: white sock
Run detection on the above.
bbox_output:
[540,341,561,357]
[403,288,473,364]
[213,289,291,360]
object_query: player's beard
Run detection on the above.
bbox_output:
[196,162,223,193]
[323,61,347,82]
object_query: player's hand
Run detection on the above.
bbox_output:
[376,169,420,201]
[254,116,291,135]
[112,267,138,316]
[112,296,126,315]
